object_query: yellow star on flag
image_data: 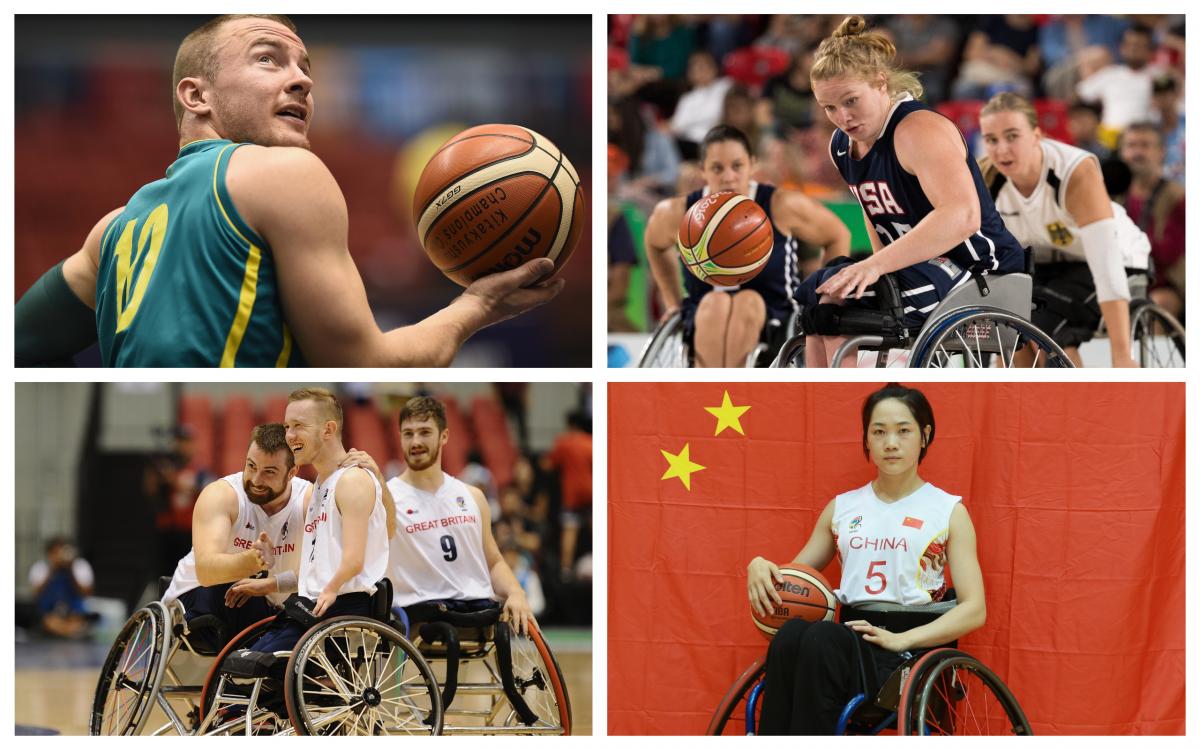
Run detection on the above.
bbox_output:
[705,390,751,436]
[661,443,706,490]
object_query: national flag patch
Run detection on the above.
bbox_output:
[903,516,924,529]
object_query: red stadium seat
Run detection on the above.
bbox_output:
[438,395,471,478]
[344,401,390,472]
[1034,98,1072,144]
[470,396,517,489]
[722,46,790,90]
[936,99,986,142]
[262,395,289,424]
[608,46,629,71]
[178,394,215,473]
[219,395,257,477]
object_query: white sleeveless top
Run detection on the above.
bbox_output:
[994,138,1150,268]
[162,473,309,608]
[385,473,495,607]
[830,482,960,606]
[300,466,389,599]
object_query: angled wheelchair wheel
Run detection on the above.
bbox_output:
[705,658,765,735]
[897,649,1032,736]
[1130,301,1185,367]
[90,602,171,735]
[769,335,806,368]
[197,615,279,728]
[284,616,443,736]
[637,311,689,367]
[912,308,1074,368]
[497,622,572,734]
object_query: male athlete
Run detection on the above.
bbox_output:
[386,396,535,635]
[15,14,562,367]
[161,423,308,640]
[247,387,390,653]
[645,125,851,366]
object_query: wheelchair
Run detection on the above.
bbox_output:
[770,267,1074,368]
[706,600,1032,736]
[637,307,799,367]
[1100,271,1185,368]
[92,578,443,735]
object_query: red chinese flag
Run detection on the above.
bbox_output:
[903,516,924,529]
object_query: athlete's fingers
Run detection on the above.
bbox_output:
[516,258,556,287]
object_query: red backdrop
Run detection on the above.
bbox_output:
[608,382,1185,735]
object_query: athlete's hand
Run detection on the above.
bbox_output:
[1111,352,1140,368]
[816,258,881,301]
[226,576,277,608]
[313,586,338,618]
[847,620,912,653]
[457,258,565,329]
[747,557,783,618]
[251,532,275,571]
[501,590,536,637]
[342,449,383,484]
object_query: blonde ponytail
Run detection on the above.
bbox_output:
[812,16,923,101]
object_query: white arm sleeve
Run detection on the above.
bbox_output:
[275,570,298,594]
[1079,217,1132,303]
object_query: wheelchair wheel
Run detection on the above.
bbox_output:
[705,658,765,735]
[637,311,689,367]
[197,615,278,727]
[1130,301,1185,367]
[284,616,443,735]
[499,622,572,734]
[897,649,1032,736]
[90,602,171,735]
[912,308,1075,367]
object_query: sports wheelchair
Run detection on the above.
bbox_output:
[770,266,1074,368]
[1099,271,1185,367]
[707,599,1032,736]
[90,579,570,736]
[637,308,799,367]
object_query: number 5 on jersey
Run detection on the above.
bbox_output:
[865,560,888,595]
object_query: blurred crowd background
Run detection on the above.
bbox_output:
[15,382,593,642]
[15,15,592,367]
[608,14,1185,338]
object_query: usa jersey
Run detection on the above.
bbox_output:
[681,182,801,322]
[831,96,1025,275]
[301,466,389,598]
[830,482,960,606]
[162,473,309,607]
[385,473,495,607]
[988,138,1150,268]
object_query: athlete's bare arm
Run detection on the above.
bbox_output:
[312,468,376,616]
[771,189,851,261]
[643,195,688,316]
[61,207,124,309]
[342,449,395,539]
[1065,157,1135,366]
[469,486,534,635]
[193,480,268,586]
[227,146,564,367]
[747,499,836,617]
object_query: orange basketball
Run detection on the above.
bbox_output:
[413,124,585,287]
[677,190,774,287]
[752,565,837,640]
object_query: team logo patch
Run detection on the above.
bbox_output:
[1046,222,1074,247]
[455,496,468,511]
[903,516,924,530]
[849,515,862,532]
[280,521,289,539]
[405,508,417,515]
[244,522,254,530]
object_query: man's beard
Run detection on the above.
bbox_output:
[404,442,440,471]
[213,93,310,149]
[244,479,286,506]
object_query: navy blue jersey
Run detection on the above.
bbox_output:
[681,182,799,321]
[830,98,1025,275]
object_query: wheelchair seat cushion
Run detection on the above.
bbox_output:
[222,648,286,679]
[796,258,972,330]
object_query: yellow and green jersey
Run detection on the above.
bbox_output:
[95,139,304,366]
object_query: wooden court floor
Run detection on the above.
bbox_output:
[15,640,592,736]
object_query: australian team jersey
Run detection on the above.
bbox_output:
[162,473,309,608]
[94,139,304,367]
[682,182,801,321]
[830,481,961,606]
[831,96,1026,276]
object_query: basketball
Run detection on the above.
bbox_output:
[413,124,585,287]
[677,190,774,287]
[752,565,837,639]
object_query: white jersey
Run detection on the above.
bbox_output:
[830,482,960,606]
[386,473,495,607]
[162,473,308,608]
[993,139,1150,269]
[300,466,389,599]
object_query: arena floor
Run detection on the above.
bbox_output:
[14,629,593,736]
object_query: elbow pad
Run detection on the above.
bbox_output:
[15,261,97,366]
[1078,218,1131,303]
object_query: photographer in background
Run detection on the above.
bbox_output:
[29,537,97,638]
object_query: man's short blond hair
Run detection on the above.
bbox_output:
[288,387,343,434]
[172,14,297,128]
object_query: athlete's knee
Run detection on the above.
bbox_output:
[695,290,732,320]
[730,289,766,319]
[797,620,851,656]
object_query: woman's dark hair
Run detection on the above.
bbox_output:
[861,383,935,463]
